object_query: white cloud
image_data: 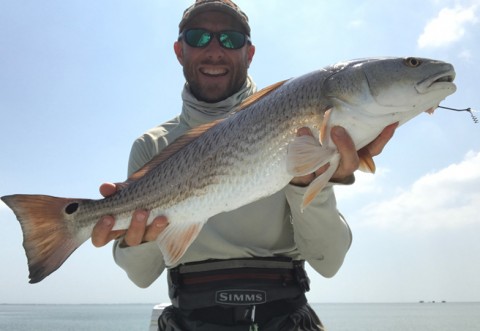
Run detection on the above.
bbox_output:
[359,150,480,232]
[418,4,479,48]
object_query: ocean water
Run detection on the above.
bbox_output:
[0,302,479,331]
[314,302,480,331]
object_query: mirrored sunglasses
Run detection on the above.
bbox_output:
[180,29,250,50]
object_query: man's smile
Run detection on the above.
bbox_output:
[199,67,229,77]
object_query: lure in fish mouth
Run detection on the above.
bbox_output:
[1,56,457,283]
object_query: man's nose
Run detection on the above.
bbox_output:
[205,36,225,59]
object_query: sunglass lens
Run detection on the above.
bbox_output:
[183,29,247,49]
[185,29,211,47]
[219,31,246,49]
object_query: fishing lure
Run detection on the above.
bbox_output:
[438,105,479,124]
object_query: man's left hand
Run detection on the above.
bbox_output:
[290,123,398,186]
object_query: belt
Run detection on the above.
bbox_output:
[168,257,311,311]
[186,294,308,326]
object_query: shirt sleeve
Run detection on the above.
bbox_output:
[285,183,352,278]
[113,240,165,288]
[112,134,168,288]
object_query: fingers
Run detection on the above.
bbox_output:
[93,183,122,247]
[330,126,359,181]
[296,127,313,137]
[121,211,169,247]
[99,182,117,198]
[123,210,149,247]
[290,123,397,186]
[290,126,359,185]
[91,215,125,247]
[365,122,398,157]
[143,216,169,242]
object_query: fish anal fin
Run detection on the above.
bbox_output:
[1,194,89,283]
[156,221,205,266]
[287,135,334,176]
[358,148,376,173]
[301,154,340,211]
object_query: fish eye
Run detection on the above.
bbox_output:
[404,57,422,68]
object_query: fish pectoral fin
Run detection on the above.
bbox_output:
[287,135,334,176]
[156,220,205,266]
[301,154,340,211]
[358,148,376,173]
[319,107,333,145]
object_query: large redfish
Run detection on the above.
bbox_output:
[1,57,456,283]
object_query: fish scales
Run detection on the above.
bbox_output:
[1,57,456,283]
[67,77,318,233]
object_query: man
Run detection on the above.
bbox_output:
[92,1,396,330]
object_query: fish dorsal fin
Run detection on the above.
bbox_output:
[120,119,224,187]
[236,79,289,112]
[118,79,288,189]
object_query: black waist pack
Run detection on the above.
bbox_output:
[167,257,310,310]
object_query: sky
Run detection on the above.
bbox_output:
[0,0,479,305]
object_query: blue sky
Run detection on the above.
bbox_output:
[1,0,479,304]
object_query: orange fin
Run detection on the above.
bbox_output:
[302,154,340,211]
[236,79,288,112]
[1,194,89,283]
[319,107,333,145]
[358,148,376,173]
[287,135,334,176]
[117,80,289,191]
[120,119,223,189]
[156,220,205,266]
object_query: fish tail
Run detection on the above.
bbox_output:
[1,194,89,283]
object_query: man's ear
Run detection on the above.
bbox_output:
[247,44,255,67]
[174,41,184,65]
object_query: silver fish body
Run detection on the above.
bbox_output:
[1,57,456,283]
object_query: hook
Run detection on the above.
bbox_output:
[438,106,478,124]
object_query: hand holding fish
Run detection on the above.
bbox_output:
[92,123,397,249]
[91,184,168,248]
[1,57,457,282]
[289,123,397,186]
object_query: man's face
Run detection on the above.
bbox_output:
[174,11,255,103]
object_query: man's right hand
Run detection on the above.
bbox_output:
[91,183,168,248]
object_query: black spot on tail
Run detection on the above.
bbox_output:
[65,202,79,215]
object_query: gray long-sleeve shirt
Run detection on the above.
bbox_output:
[113,80,352,288]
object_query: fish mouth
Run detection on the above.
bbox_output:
[415,68,456,94]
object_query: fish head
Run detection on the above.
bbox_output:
[323,57,456,116]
